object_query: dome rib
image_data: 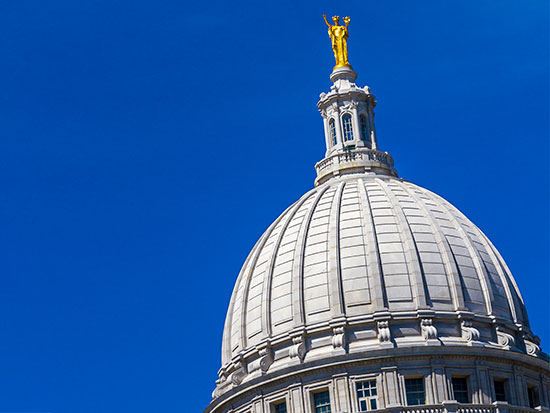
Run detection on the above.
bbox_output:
[400,181,467,311]
[243,203,302,349]
[328,181,346,319]
[486,239,528,326]
[227,204,295,362]
[261,192,315,340]
[376,178,428,310]
[425,190,496,318]
[472,223,518,323]
[291,186,330,329]
[223,225,272,364]
[357,177,388,311]
[439,196,519,323]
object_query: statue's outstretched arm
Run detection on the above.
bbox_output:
[323,14,331,27]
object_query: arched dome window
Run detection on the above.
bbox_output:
[360,114,371,144]
[329,118,337,146]
[342,113,354,141]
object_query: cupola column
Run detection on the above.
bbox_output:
[332,105,344,153]
[368,101,378,150]
[351,102,363,148]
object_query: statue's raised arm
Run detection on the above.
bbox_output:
[323,14,331,27]
[343,16,350,27]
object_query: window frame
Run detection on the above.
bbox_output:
[359,113,371,144]
[356,379,379,411]
[349,373,383,412]
[451,376,470,404]
[264,391,290,413]
[303,381,334,413]
[312,389,332,413]
[493,378,509,403]
[272,400,288,413]
[527,383,541,409]
[404,377,426,406]
[328,118,337,146]
[341,113,354,143]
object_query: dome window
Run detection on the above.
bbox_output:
[493,379,508,402]
[273,401,287,413]
[360,114,371,144]
[356,380,378,411]
[329,118,337,146]
[527,385,540,408]
[405,378,425,406]
[342,113,354,141]
[451,377,470,403]
[313,391,331,413]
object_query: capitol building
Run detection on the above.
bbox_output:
[204,18,549,413]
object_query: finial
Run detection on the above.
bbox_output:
[323,14,352,70]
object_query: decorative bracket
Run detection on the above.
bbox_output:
[461,320,481,343]
[421,318,440,345]
[377,320,393,347]
[229,356,247,387]
[496,326,516,349]
[257,342,274,373]
[289,331,306,361]
[331,325,347,350]
[523,334,541,356]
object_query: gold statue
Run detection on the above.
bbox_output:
[323,14,351,69]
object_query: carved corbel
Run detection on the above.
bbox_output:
[229,357,247,386]
[496,326,516,348]
[421,318,439,341]
[523,334,541,356]
[257,342,274,373]
[461,320,481,343]
[331,326,347,350]
[289,332,306,361]
[377,320,392,344]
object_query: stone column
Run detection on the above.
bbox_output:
[333,374,350,413]
[430,363,448,403]
[321,114,332,157]
[476,362,492,404]
[290,383,304,413]
[367,101,378,150]
[382,367,402,407]
[351,103,363,148]
[333,105,344,152]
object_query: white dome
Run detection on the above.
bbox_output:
[209,67,544,405]
[217,172,534,379]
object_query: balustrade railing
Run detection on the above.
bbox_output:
[315,149,395,177]
[352,403,546,413]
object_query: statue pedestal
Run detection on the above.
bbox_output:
[330,66,357,82]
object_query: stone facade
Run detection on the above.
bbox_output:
[204,66,549,413]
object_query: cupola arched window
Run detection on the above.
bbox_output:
[329,118,337,146]
[360,114,371,144]
[342,114,354,142]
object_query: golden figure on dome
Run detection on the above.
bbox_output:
[323,14,352,69]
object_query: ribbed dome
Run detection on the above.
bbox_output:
[220,173,531,366]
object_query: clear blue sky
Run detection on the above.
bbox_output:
[0,1,547,412]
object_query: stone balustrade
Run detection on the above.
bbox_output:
[315,148,397,185]
[340,403,548,413]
